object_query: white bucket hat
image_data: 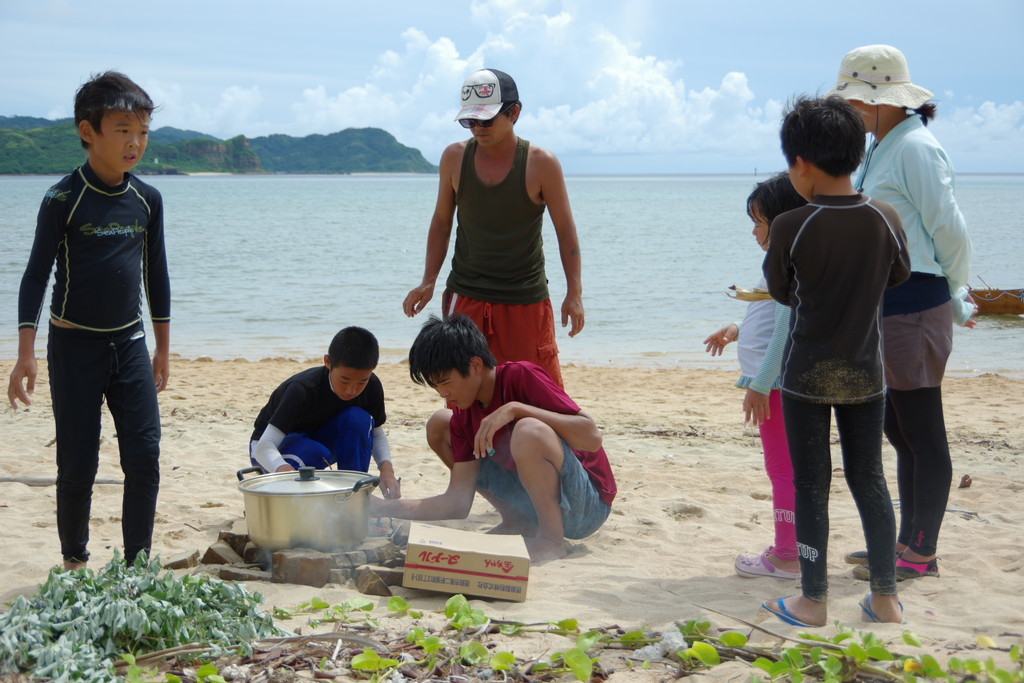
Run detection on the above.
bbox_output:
[828,45,933,109]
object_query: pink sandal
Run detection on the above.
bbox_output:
[735,548,800,580]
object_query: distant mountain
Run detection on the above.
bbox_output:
[249,128,435,173]
[150,126,221,144]
[0,115,73,130]
[0,118,437,175]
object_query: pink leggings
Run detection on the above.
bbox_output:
[759,390,797,561]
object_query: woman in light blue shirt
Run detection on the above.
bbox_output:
[829,45,975,583]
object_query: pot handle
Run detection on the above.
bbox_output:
[352,475,381,493]
[236,466,264,481]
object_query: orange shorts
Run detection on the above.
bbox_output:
[443,289,563,387]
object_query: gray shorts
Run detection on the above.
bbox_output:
[883,300,953,391]
[476,440,611,539]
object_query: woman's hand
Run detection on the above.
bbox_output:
[704,324,738,356]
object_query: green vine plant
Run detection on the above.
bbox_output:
[3,557,1022,682]
[318,596,1023,683]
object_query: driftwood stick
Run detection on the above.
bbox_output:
[0,477,123,487]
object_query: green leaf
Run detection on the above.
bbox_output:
[350,649,397,671]
[445,594,469,619]
[866,646,894,661]
[563,647,594,682]
[844,642,868,663]
[686,641,721,666]
[418,635,444,655]
[619,629,650,647]
[821,656,843,676]
[490,651,517,671]
[902,630,923,647]
[459,641,489,665]
[751,657,777,672]
[340,597,375,612]
[783,647,806,668]
[720,630,748,647]
[576,630,605,652]
[555,618,579,632]
[387,596,410,613]
[920,654,943,676]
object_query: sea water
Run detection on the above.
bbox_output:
[1,173,1022,377]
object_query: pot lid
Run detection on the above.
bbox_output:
[238,467,378,496]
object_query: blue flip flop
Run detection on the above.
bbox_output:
[761,597,815,627]
[859,593,906,624]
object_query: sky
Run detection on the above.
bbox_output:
[2,0,1022,174]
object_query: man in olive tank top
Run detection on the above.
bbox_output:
[402,68,585,389]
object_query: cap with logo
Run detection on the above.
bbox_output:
[455,68,519,121]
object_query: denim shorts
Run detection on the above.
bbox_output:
[476,439,611,539]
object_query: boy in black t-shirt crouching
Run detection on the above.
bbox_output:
[249,326,401,499]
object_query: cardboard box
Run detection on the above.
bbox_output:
[402,522,530,602]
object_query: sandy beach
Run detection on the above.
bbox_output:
[2,356,1023,678]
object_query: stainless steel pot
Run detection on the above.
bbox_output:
[236,466,380,552]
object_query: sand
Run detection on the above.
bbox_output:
[2,357,1022,678]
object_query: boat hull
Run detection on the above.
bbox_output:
[969,288,1024,315]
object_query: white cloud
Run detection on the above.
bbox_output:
[935,101,1024,173]
[29,0,1012,173]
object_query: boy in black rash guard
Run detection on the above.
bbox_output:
[7,71,170,571]
[761,96,910,626]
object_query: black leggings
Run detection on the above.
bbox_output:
[48,322,161,564]
[884,387,951,557]
[783,396,898,601]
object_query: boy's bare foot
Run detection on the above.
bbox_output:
[62,560,87,571]
[861,593,905,623]
[487,520,535,535]
[526,535,567,562]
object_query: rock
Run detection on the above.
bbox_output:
[162,550,200,569]
[218,565,272,582]
[329,568,354,584]
[334,550,368,569]
[272,548,333,587]
[354,566,393,596]
[357,564,405,586]
[242,541,265,564]
[202,540,245,565]
[218,530,250,556]
[360,538,402,565]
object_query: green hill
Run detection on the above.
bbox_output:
[0,119,436,175]
[249,128,434,173]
